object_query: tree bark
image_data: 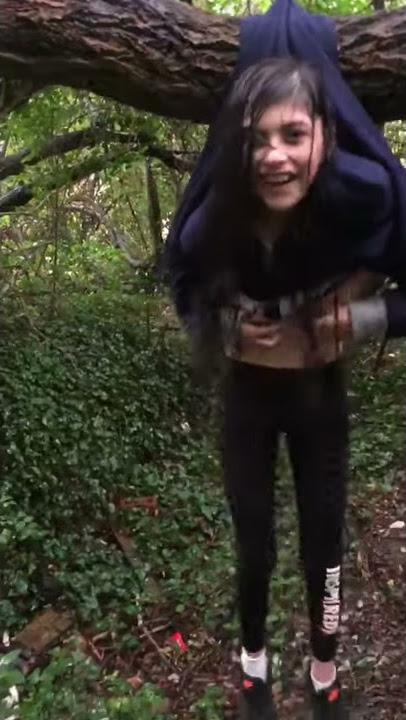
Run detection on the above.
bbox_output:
[0,0,405,123]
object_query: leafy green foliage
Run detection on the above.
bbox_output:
[1,292,232,630]
[1,1,405,716]
[0,645,169,720]
[350,346,405,493]
[2,289,403,644]
[194,685,225,719]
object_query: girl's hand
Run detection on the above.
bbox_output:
[313,305,353,343]
[240,319,281,349]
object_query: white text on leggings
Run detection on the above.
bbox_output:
[322,565,341,635]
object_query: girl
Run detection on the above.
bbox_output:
[166,57,405,720]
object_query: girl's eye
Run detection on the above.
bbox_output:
[252,131,269,148]
[284,129,307,143]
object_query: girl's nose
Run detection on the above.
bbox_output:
[262,144,288,164]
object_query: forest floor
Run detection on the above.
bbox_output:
[3,313,404,720]
[105,468,405,720]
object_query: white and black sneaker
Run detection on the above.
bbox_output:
[238,673,277,720]
[308,675,349,719]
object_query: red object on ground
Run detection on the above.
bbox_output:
[169,631,187,652]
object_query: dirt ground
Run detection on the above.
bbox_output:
[108,469,405,719]
[9,471,404,719]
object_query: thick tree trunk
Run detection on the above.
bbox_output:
[0,0,405,122]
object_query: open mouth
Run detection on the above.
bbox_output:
[260,173,296,187]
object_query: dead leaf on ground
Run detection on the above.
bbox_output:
[14,609,73,654]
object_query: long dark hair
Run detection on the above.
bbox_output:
[192,57,336,370]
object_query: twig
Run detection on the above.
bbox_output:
[137,619,174,669]
[171,644,218,712]
[139,622,171,637]
[373,337,388,373]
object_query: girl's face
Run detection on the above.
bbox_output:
[251,99,325,212]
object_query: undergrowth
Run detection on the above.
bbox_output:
[1,293,404,719]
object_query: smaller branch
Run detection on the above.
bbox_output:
[0,77,45,117]
[126,195,149,255]
[0,148,124,213]
[145,158,163,262]
[0,184,33,211]
[0,137,194,213]
[0,132,11,159]
[62,198,147,269]
[371,0,385,10]
[137,620,174,670]
[0,126,194,182]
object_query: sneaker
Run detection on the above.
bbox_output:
[309,676,349,719]
[238,673,277,720]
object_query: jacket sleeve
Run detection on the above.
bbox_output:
[349,269,406,343]
[165,192,215,331]
[370,165,406,339]
[343,155,406,341]
[383,278,406,338]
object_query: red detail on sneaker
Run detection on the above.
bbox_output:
[243,679,254,690]
[328,688,339,703]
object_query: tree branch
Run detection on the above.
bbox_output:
[63,198,147,268]
[0,0,405,123]
[145,157,163,264]
[0,126,194,181]
[0,185,33,211]
[0,76,44,116]
[0,136,193,213]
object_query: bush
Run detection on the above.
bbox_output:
[0,645,169,720]
[1,294,224,631]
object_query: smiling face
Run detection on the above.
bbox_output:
[251,100,325,213]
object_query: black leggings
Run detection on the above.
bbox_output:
[222,360,349,662]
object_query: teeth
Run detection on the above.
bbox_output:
[263,174,291,185]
